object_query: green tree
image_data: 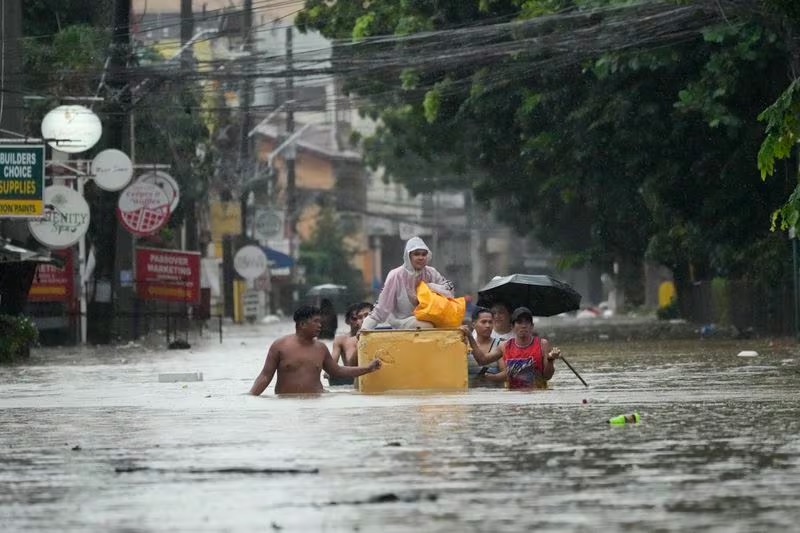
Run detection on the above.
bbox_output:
[300,0,794,306]
[299,206,365,296]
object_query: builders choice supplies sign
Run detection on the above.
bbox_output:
[135,247,201,304]
[0,145,45,217]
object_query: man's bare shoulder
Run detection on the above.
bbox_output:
[272,334,293,345]
[314,339,331,350]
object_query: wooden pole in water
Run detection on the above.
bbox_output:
[560,356,588,387]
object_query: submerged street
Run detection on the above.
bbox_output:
[1,319,799,532]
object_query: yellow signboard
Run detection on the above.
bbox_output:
[0,145,45,218]
[210,201,241,258]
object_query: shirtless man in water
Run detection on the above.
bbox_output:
[332,302,373,366]
[249,305,382,395]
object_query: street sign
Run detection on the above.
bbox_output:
[253,208,284,241]
[135,247,201,303]
[28,185,90,249]
[92,149,133,191]
[28,250,74,302]
[243,289,261,319]
[117,181,171,236]
[0,145,45,218]
[234,245,268,280]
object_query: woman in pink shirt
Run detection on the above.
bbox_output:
[361,236,454,330]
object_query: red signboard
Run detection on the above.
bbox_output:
[117,181,171,236]
[28,250,74,303]
[135,247,201,303]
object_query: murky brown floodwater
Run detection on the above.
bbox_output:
[1,321,799,532]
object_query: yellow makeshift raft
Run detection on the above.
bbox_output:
[356,329,468,393]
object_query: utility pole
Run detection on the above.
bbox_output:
[285,25,297,302]
[106,0,131,343]
[180,0,198,251]
[238,0,253,237]
[180,0,194,72]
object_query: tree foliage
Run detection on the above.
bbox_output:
[299,0,795,301]
[299,206,365,295]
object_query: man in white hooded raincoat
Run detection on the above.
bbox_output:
[361,236,454,330]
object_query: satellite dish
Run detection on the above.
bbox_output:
[40,105,102,154]
[92,149,133,191]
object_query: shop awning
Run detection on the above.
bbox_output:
[0,239,65,267]
[262,246,293,269]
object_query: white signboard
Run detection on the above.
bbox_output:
[234,245,268,280]
[243,289,261,319]
[92,149,133,191]
[136,170,180,212]
[253,208,284,241]
[40,105,102,154]
[28,185,90,249]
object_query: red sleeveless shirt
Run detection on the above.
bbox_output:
[503,336,545,390]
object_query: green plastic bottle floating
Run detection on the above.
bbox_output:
[608,412,640,425]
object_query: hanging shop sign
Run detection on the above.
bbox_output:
[28,249,74,303]
[253,208,284,241]
[136,170,180,212]
[234,245,268,280]
[135,247,201,303]
[91,149,133,191]
[0,145,45,218]
[116,181,171,237]
[28,185,90,249]
[40,105,102,154]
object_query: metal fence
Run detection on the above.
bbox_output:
[680,279,795,337]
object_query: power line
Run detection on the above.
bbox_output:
[12,0,750,115]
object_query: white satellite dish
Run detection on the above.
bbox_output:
[28,185,91,249]
[92,149,133,191]
[40,105,102,154]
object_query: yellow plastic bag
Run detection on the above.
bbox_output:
[413,281,466,328]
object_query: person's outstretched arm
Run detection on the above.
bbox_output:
[323,350,382,378]
[540,338,560,381]
[461,326,503,365]
[483,358,507,383]
[249,342,280,395]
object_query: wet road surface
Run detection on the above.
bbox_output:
[2,320,799,532]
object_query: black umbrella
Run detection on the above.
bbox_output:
[477,273,588,387]
[476,274,581,317]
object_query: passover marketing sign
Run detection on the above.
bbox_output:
[135,247,201,303]
[0,145,45,217]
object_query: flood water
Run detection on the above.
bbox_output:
[1,320,799,532]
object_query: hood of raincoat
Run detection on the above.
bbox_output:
[403,236,431,274]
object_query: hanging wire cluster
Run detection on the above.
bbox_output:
[15,0,757,113]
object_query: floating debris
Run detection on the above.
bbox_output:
[114,466,319,475]
[158,372,203,383]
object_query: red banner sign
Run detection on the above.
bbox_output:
[28,250,74,303]
[135,247,201,303]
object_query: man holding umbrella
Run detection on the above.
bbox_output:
[463,307,561,390]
